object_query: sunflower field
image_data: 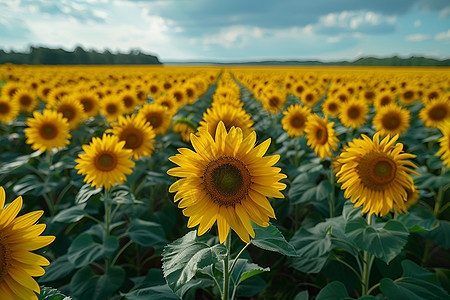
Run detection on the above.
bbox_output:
[0,64,449,300]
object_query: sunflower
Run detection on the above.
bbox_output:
[167,122,287,243]
[419,97,450,128]
[169,86,187,107]
[148,82,161,98]
[300,88,321,108]
[374,91,396,109]
[172,118,197,142]
[52,96,87,130]
[339,99,369,129]
[398,88,418,106]
[436,122,450,168]
[336,132,419,216]
[401,186,419,213]
[360,89,376,104]
[137,103,173,135]
[118,91,138,114]
[0,187,55,299]
[25,109,71,152]
[108,114,156,160]
[212,94,244,109]
[199,104,254,139]
[0,95,19,124]
[373,104,411,137]
[262,91,286,114]
[154,94,178,115]
[0,82,20,99]
[304,114,339,160]
[183,83,198,104]
[75,91,100,118]
[100,95,125,123]
[75,134,135,189]
[12,89,38,113]
[281,103,311,137]
[46,86,70,108]
[322,98,341,117]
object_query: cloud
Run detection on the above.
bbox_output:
[405,34,431,41]
[435,29,450,42]
[414,20,421,27]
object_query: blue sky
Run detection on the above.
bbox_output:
[0,0,449,62]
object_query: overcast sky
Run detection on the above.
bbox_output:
[1,0,449,62]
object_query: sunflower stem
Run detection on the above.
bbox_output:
[329,172,335,218]
[223,233,231,300]
[229,242,250,275]
[104,189,111,238]
[361,213,374,296]
[433,168,445,217]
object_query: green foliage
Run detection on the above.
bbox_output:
[37,286,71,300]
[251,223,297,256]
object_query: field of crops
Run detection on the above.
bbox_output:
[0,64,449,300]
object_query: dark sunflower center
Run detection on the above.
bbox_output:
[404,91,413,99]
[43,88,50,96]
[305,94,314,102]
[19,95,32,106]
[365,91,375,100]
[203,156,251,207]
[382,112,401,130]
[163,82,172,90]
[428,104,447,121]
[296,85,304,94]
[358,152,397,190]
[0,103,10,114]
[338,94,348,102]
[120,128,143,149]
[8,88,17,97]
[428,92,438,100]
[173,92,183,101]
[137,91,146,100]
[328,103,338,112]
[123,96,134,108]
[186,88,194,98]
[59,105,75,121]
[145,112,162,128]
[0,236,11,282]
[150,86,158,94]
[95,153,117,172]
[347,106,361,119]
[380,96,391,106]
[315,127,328,145]
[269,97,279,107]
[40,123,59,139]
[161,101,172,109]
[80,98,93,112]
[290,114,305,128]
[106,104,118,114]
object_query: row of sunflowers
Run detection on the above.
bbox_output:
[0,64,449,299]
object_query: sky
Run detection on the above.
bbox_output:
[0,0,449,62]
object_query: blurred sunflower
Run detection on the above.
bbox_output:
[212,94,244,109]
[148,82,161,98]
[0,95,19,124]
[199,104,254,139]
[374,91,396,109]
[398,88,418,106]
[169,86,187,107]
[172,118,197,142]
[25,109,71,152]
[0,187,55,299]
[108,114,156,160]
[184,83,198,104]
[167,122,286,243]
[436,122,450,168]
[336,132,419,216]
[339,99,369,129]
[53,96,87,130]
[360,89,376,104]
[12,89,38,113]
[154,94,178,115]
[304,114,339,160]
[100,95,125,123]
[75,91,100,118]
[1,82,20,99]
[137,103,173,135]
[419,97,450,128]
[281,103,311,137]
[263,91,286,114]
[321,98,341,117]
[300,88,321,107]
[75,134,135,189]
[118,91,138,114]
[373,104,411,137]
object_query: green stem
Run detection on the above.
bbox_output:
[199,270,222,298]
[433,187,444,217]
[229,243,250,275]
[329,172,335,218]
[111,240,133,266]
[333,255,363,283]
[104,189,111,238]
[43,193,56,216]
[223,233,231,300]
[361,213,373,296]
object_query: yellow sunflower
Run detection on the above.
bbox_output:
[12,89,38,113]
[304,114,339,160]
[137,103,173,136]
[436,122,450,168]
[167,122,287,243]
[336,132,419,216]
[183,83,198,104]
[108,114,156,160]
[169,86,187,107]
[374,91,396,109]
[154,94,178,115]
[75,91,100,118]
[300,88,321,108]
[212,94,244,109]
[199,104,254,139]
[281,103,311,137]
[419,97,450,128]
[398,88,418,106]
[75,134,135,189]
[262,91,286,114]
[339,99,369,129]
[118,91,138,114]
[148,81,162,98]
[0,95,20,124]
[172,118,197,142]
[0,187,55,300]
[373,104,411,137]
[25,109,71,152]
[100,95,125,123]
[322,98,341,117]
[1,82,20,99]
[52,96,87,130]
[360,89,376,104]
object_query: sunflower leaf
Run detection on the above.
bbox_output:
[75,184,102,204]
[68,234,119,268]
[316,281,349,300]
[251,223,297,256]
[128,218,168,247]
[162,231,227,292]
[37,286,71,300]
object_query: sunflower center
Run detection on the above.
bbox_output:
[328,103,338,112]
[358,152,397,190]
[269,97,279,107]
[95,153,117,172]
[381,112,401,130]
[150,86,158,94]
[203,156,251,207]
[164,82,172,90]
[19,95,32,106]
[305,94,313,103]
[428,91,438,100]
[80,98,93,112]
[290,114,305,128]
[59,105,75,121]
[364,91,375,101]
[0,235,11,283]
[173,92,183,101]
[315,127,328,145]
[106,104,118,114]
[39,123,59,140]
[428,104,447,121]
[0,103,10,114]
[186,88,194,98]
[380,96,391,106]
[404,91,413,99]
[347,106,361,119]
[120,128,143,149]
[296,85,304,94]
[145,112,162,128]
[123,96,134,108]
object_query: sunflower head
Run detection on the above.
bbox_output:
[281,103,311,137]
[100,95,125,123]
[172,118,197,142]
[0,95,19,124]
[137,103,173,135]
[118,91,138,114]
[374,91,396,109]
[52,96,87,130]
[322,98,341,117]
[304,114,339,160]
[12,89,38,113]
[338,99,369,129]
[168,121,286,243]
[419,97,450,128]
[436,121,450,168]
[373,104,411,137]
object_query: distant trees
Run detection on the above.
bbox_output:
[0,46,162,65]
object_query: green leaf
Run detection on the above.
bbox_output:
[316,281,349,300]
[68,234,119,268]
[421,220,450,248]
[75,184,102,204]
[146,171,173,186]
[228,259,269,286]
[162,231,227,292]
[251,223,297,256]
[290,254,329,274]
[316,180,333,201]
[342,200,363,220]
[12,174,58,196]
[52,204,87,223]
[345,218,409,264]
[39,255,75,283]
[123,285,181,300]
[290,227,332,259]
[70,265,125,300]
[37,286,71,300]
[236,275,267,298]
[128,218,168,247]
[397,207,439,233]
[294,290,309,300]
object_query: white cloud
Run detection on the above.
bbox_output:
[199,26,265,48]
[327,36,341,43]
[440,6,450,18]
[414,20,421,27]
[405,34,431,42]
[435,29,450,42]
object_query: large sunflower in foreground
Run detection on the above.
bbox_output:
[108,114,156,160]
[75,134,135,189]
[304,114,339,160]
[373,104,410,137]
[419,97,450,128]
[338,99,369,129]
[0,187,55,299]
[336,132,419,216]
[281,103,311,137]
[167,122,287,243]
[436,122,450,168]
[25,109,71,152]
